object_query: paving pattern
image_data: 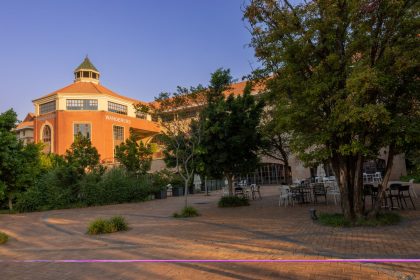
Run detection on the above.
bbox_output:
[1,186,419,279]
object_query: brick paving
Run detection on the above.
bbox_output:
[1,186,419,279]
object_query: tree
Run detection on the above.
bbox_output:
[0,109,42,210]
[244,0,419,221]
[137,85,205,207]
[200,69,264,196]
[65,133,102,176]
[115,129,153,175]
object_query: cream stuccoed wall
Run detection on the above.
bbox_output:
[55,94,151,120]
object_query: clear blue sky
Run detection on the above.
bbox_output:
[0,0,258,120]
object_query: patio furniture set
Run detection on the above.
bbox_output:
[222,180,262,200]
[278,179,340,207]
[363,178,417,210]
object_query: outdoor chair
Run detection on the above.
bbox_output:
[250,184,262,200]
[363,184,378,209]
[278,185,293,207]
[166,184,173,197]
[313,183,327,204]
[399,184,416,210]
[327,183,340,205]
[388,184,402,209]
[409,179,418,198]
[221,186,229,197]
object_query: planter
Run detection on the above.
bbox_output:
[154,190,167,199]
[172,186,185,197]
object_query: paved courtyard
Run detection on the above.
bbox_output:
[1,186,419,279]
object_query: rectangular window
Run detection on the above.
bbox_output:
[74,123,91,140]
[136,112,147,119]
[39,101,56,115]
[66,99,98,110]
[113,126,124,154]
[108,101,127,115]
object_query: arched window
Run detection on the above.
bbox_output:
[42,125,52,153]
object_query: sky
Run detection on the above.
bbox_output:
[0,0,259,120]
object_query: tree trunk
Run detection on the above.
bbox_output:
[8,194,13,211]
[353,154,364,219]
[226,173,234,196]
[184,179,189,208]
[331,152,367,222]
[205,176,209,196]
[369,145,395,218]
[284,159,290,184]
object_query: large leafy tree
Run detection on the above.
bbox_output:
[115,129,153,175]
[65,133,101,176]
[200,69,264,196]
[0,109,42,210]
[244,0,419,220]
[137,85,205,207]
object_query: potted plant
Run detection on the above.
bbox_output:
[151,170,172,199]
[170,174,185,197]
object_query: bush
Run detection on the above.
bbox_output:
[400,174,420,183]
[318,212,401,227]
[218,196,250,207]
[15,166,154,212]
[173,206,200,218]
[87,216,128,235]
[0,232,8,244]
[108,216,129,232]
[81,167,152,205]
[15,169,73,212]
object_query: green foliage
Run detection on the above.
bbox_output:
[400,174,420,184]
[79,167,152,206]
[15,168,73,212]
[0,109,44,210]
[150,169,174,192]
[15,167,153,212]
[200,69,264,192]
[173,206,200,218]
[115,130,153,175]
[87,216,128,235]
[244,0,419,220]
[65,133,102,176]
[318,212,401,227]
[0,231,8,244]
[87,218,107,235]
[218,196,250,208]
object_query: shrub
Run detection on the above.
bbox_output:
[400,174,420,183]
[318,212,401,227]
[87,218,107,235]
[87,216,128,235]
[15,169,72,212]
[218,196,250,207]
[0,232,9,244]
[108,216,128,232]
[79,167,152,206]
[173,206,200,218]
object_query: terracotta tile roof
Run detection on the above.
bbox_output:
[33,82,147,105]
[224,80,266,96]
[16,120,34,130]
[149,79,266,109]
[23,113,35,122]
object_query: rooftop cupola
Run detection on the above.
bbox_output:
[74,56,100,84]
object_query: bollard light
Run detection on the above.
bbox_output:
[309,208,318,221]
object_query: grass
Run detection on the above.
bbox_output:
[0,232,9,244]
[218,196,250,207]
[87,216,128,235]
[318,212,402,227]
[173,206,200,218]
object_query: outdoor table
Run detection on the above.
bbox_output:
[290,185,312,204]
